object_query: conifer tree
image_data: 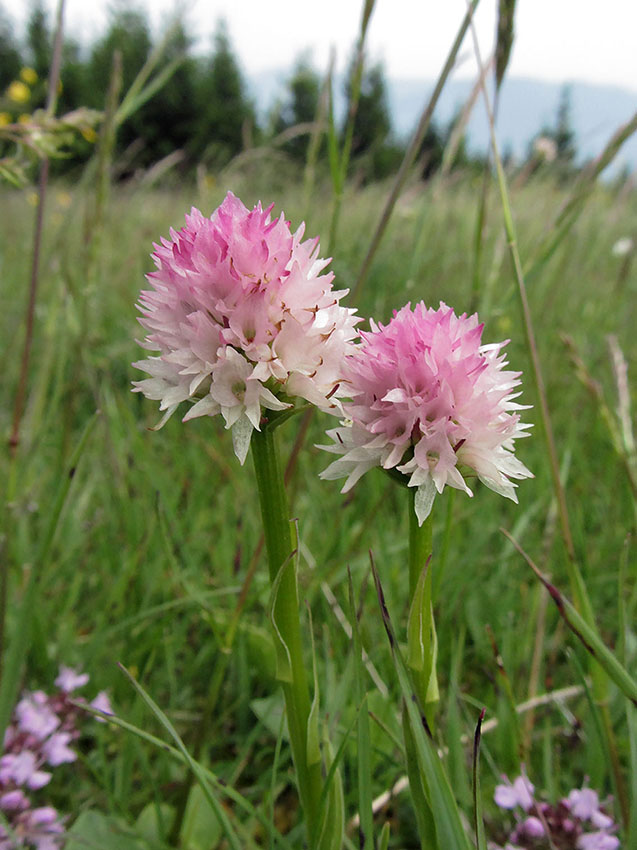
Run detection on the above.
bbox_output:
[553,85,576,164]
[58,38,89,115]
[193,20,256,166]
[345,55,401,181]
[139,21,198,163]
[346,57,391,159]
[87,5,151,164]
[0,4,21,89]
[270,56,321,161]
[26,1,51,83]
[88,6,151,101]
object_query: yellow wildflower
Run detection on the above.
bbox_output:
[20,67,38,86]
[7,80,30,103]
[56,191,72,209]
[0,112,11,127]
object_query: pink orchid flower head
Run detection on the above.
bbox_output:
[133,192,360,463]
[320,301,532,524]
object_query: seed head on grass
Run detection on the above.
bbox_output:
[320,301,532,524]
[133,191,360,462]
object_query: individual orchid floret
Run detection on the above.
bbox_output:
[41,733,76,767]
[494,775,535,811]
[320,302,532,524]
[576,833,620,850]
[89,692,114,721]
[0,752,51,790]
[12,805,65,849]
[15,694,59,741]
[567,789,614,830]
[133,192,360,463]
[54,666,89,693]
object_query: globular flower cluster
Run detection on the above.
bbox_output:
[320,301,532,524]
[492,774,619,850]
[134,192,360,463]
[0,667,113,849]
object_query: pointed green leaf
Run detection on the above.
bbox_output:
[118,665,243,850]
[407,562,430,673]
[267,551,297,683]
[472,710,487,850]
[407,559,439,710]
[371,556,473,850]
[75,701,295,850]
[250,694,287,740]
[66,811,145,850]
[135,802,175,846]
[379,822,391,850]
[507,533,637,706]
[426,619,440,707]
[305,605,321,767]
[317,728,348,850]
[180,785,223,850]
[348,569,374,849]
[403,706,438,848]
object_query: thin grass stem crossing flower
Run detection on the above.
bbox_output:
[320,301,533,524]
[133,192,359,463]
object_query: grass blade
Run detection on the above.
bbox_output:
[370,554,472,850]
[527,111,637,279]
[351,0,480,302]
[328,0,377,253]
[79,700,295,850]
[118,664,244,850]
[472,709,487,850]
[0,412,98,744]
[503,530,637,706]
[495,0,516,94]
[348,569,374,849]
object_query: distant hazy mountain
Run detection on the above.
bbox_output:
[388,76,637,174]
[248,72,637,175]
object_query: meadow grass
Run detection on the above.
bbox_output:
[1,159,636,848]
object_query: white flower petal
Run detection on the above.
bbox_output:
[182,396,220,422]
[232,415,254,465]
[414,478,436,526]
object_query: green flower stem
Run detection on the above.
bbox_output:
[409,497,433,596]
[403,492,438,846]
[408,496,437,727]
[251,426,323,846]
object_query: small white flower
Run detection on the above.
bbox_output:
[611,236,633,257]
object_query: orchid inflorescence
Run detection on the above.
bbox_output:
[0,667,112,850]
[493,774,619,850]
[134,192,360,463]
[134,192,532,521]
[319,300,532,524]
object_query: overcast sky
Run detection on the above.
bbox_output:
[4,0,637,92]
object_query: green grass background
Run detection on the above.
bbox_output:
[1,162,636,846]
